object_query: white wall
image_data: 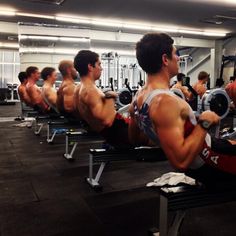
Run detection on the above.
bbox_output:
[20,53,75,71]
[222,38,236,85]
[0,49,20,87]
[179,48,211,86]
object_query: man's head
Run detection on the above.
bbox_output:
[136,33,179,77]
[26,66,40,81]
[58,60,78,80]
[177,73,185,82]
[41,67,57,82]
[74,50,102,80]
[18,72,27,84]
[198,71,209,83]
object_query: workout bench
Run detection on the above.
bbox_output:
[86,147,166,190]
[47,120,84,143]
[149,181,236,236]
[64,130,104,160]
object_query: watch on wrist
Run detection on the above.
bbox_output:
[198,119,212,130]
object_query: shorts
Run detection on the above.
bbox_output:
[199,137,236,174]
[100,113,131,148]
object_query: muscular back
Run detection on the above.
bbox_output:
[18,84,32,105]
[57,80,76,114]
[42,84,57,110]
[26,83,44,106]
[77,81,116,132]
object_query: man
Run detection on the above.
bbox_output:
[192,71,209,98]
[73,50,132,147]
[57,60,78,117]
[17,71,32,106]
[26,66,49,112]
[172,73,191,100]
[225,76,236,108]
[41,67,59,113]
[129,33,236,176]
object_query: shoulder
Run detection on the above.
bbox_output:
[150,93,179,114]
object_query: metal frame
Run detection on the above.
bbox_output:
[63,133,78,160]
[158,195,185,236]
[47,123,60,143]
[86,153,106,189]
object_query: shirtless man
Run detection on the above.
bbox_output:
[225,76,236,108]
[73,50,131,147]
[172,73,191,100]
[41,67,59,113]
[57,60,78,117]
[192,71,209,98]
[129,33,236,176]
[26,66,49,112]
[17,71,32,106]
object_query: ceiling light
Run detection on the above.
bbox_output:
[16,12,54,19]
[91,19,122,28]
[55,15,90,24]
[0,10,15,16]
[124,24,152,31]
[19,35,58,40]
[19,35,90,43]
[59,37,90,42]
[0,42,19,48]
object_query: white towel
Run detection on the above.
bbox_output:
[146,172,196,187]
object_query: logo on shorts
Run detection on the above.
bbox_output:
[201,148,219,165]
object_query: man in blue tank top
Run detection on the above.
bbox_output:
[129,33,236,175]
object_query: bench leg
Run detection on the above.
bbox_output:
[34,123,44,135]
[159,194,185,236]
[64,135,78,160]
[86,154,105,190]
[168,211,185,236]
[159,195,168,236]
[47,125,58,143]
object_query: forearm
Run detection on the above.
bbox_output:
[174,125,207,169]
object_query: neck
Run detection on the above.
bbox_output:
[28,78,36,84]
[147,70,171,89]
[63,76,74,82]
[44,80,54,86]
[81,75,95,83]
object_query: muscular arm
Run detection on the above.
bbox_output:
[18,87,32,106]
[150,95,207,170]
[28,86,49,111]
[44,89,57,107]
[84,87,116,127]
[62,85,75,113]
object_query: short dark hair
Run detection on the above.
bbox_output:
[136,33,174,74]
[177,73,185,82]
[198,71,209,81]
[18,72,27,83]
[74,50,99,77]
[26,66,39,77]
[41,67,56,80]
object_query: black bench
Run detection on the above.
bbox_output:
[149,181,236,236]
[86,147,166,190]
[64,131,104,160]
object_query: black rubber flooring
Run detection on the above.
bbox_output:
[0,103,236,236]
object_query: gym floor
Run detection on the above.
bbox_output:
[0,103,236,236]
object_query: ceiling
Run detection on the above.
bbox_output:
[0,0,236,38]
